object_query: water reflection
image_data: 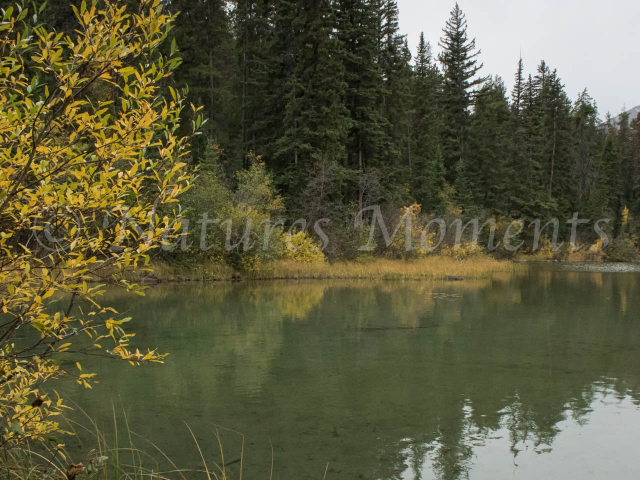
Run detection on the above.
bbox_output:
[402,390,640,480]
[63,268,640,479]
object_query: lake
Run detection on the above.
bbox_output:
[63,265,640,479]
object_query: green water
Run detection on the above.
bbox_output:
[63,266,640,479]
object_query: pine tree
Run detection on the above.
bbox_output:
[600,128,623,229]
[629,114,640,232]
[572,90,601,207]
[514,72,549,222]
[231,0,277,168]
[509,59,530,218]
[336,0,388,171]
[276,0,351,199]
[540,68,576,218]
[616,110,634,207]
[411,33,445,212]
[465,77,512,214]
[511,57,525,115]
[425,146,450,213]
[438,3,485,182]
[377,0,414,182]
[513,61,575,221]
[393,39,415,174]
[168,0,238,162]
[632,113,640,192]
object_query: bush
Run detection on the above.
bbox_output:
[282,231,326,264]
[0,0,196,456]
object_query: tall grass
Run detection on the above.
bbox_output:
[247,256,520,280]
[119,256,521,284]
[0,403,246,480]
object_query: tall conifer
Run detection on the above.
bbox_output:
[438,3,485,182]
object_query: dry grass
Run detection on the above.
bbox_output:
[121,255,521,283]
[253,257,520,280]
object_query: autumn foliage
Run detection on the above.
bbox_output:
[0,0,201,451]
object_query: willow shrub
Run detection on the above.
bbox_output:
[0,0,202,453]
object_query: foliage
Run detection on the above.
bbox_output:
[0,0,200,452]
[440,243,487,260]
[35,1,640,264]
[281,230,326,264]
[606,234,639,262]
[388,203,432,258]
[222,156,285,267]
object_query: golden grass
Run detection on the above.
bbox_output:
[125,255,522,283]
[513,250,606,263]
[255,257,520,280]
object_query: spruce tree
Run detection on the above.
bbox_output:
[509,59,530,219]
[231,0,277,168]
[411,33,445,212]
[514,72,549,222]
[276,0,351,199]
[395,39,415,174]
[466,77,512,215]
[438,3,485,182]
[629,114,640,233]
[600,128,623,232]
[616,110,634,207]
[572,90,601,207]
[511,57,525,114]
[168,0,238,161]
[336,0,388,171]
[377,1,414,182]
[540,68,576,218]
[242,0,301,176]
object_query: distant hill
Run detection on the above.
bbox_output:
[612,105,640,126]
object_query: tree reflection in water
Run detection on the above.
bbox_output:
[63,267,640,480]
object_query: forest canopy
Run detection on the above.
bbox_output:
[25,0,640,257]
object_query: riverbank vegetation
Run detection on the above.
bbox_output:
[126,256,519,283]
[0,1,201,476]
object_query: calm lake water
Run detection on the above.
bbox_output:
[63,265,640,479]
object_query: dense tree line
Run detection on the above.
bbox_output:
[40,0,640,250]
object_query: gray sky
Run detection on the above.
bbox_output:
[397,0,639,117]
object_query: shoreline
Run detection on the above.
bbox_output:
[127,256,524,284]
[117,255,640,285]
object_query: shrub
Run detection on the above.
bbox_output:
[282,230,326,264]
[0,0,197,454]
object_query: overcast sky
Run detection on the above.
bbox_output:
[397,0,639,117]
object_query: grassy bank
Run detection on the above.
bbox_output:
[123,256,522,283]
